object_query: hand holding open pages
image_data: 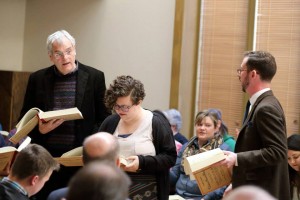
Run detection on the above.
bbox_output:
[9,107,83,144]
[184,148,231,195]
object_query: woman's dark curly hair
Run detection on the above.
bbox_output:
[105,75,146,110]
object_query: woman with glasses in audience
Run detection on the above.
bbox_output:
[170,109,232,200]
[99,75,177,200]
[287,134,300,200]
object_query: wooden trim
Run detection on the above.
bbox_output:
[170,0,184,108]
[188,0,201,139]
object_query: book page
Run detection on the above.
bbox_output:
[0,147,17,170]
[194,165,231,195]
[38,107,83,122]
[55,156,83,167]
[55,146,83,167]
[17,136,31,152]
[9,115,39,144]
[61,146,83,157]
[168,194,185,200]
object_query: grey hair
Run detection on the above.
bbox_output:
[46,30,76,53]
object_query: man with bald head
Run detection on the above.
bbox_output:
[47,132,120,200]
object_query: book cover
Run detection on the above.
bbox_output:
[184,148,231,195]
[9,107,83,144]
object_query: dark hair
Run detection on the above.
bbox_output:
[105,75,146,110]
[244,51,277,82]
[67,161,131,200]
[207,108,228,136]
[287,134,300,199]
[11,144,59,179]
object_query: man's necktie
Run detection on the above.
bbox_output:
[243,100,251,123]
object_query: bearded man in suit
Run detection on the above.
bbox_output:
[221,51,290,200]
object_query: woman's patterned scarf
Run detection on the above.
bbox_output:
[181,133,224,168]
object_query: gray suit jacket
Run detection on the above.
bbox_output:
[233,90,290,200]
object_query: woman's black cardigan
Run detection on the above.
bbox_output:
[99,111,177,200]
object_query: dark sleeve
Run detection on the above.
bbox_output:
[170,143,187,186]
[98,114,120,134]
[93,70,111,132]
[138,112,177,172]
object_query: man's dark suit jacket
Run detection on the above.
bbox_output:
[233,90,290,200]
[20,61,110,153]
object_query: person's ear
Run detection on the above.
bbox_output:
[116,158,121,167]
[217,120,222,130]
[30,175,39,186]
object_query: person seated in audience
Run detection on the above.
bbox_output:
[47,132,120,200]
[222,185,276,200]
[287,134,300,200]
[207,108,236,151]
[66,161,131,200]
[163,108,189,145]
[170,109,232,200]
[0,144,60,200]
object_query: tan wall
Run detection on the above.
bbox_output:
[0,0,26,71]
[0,0,175,110]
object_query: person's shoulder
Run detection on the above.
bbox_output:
[77,61,104,74]
[47,187,68,200]
[30,65,54,77]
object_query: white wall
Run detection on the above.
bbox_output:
[0,0,26,71]
[22,0,175,110]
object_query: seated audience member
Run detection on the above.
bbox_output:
[66,161,131,200]
[163,109,188,144]
[170,109,232,200]
[287,134,300,200]
[223,185,276,200]
[207,108,236,151]
[0,144,60,200]
[47,132,120,200]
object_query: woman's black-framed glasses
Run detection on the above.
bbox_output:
[113,104,134,112]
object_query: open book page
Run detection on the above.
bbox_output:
[0,146,17,171]
[0,131,9,137]
[9,107,83,145]
[119,155,133,166]
[0,136,31,170]
[38,107,83,122]
[9,108,40,144]
[55,146,83,167]
[168,194,185,200]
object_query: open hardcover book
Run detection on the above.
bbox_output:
[184,148,231,195]
[0,136,31,171]
[55,146,83,167]
[9,107,83,144]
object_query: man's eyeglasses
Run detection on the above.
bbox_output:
[53,49,74,59]
[113,104,134,112]
[236,68,247,75]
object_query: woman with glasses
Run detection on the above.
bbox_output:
[287,134,300,200]
[99,75,177,200]
[169,109,232,200]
